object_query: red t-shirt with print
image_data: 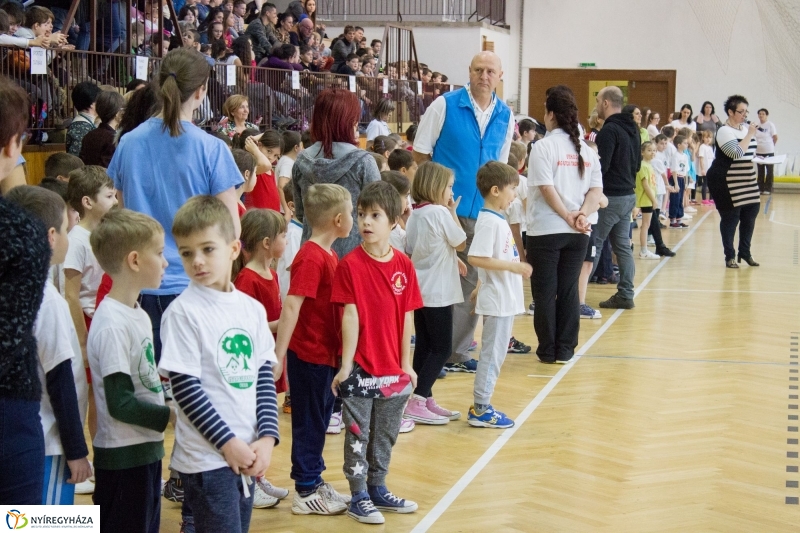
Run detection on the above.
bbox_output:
[331,246,423,377]
[288,241,342,368]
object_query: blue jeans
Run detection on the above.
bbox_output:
[181,467,254,533]
[0,399,44,504]
[590,195,637,300]
[668,177,685,220]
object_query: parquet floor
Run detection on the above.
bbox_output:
[78,193,800,532]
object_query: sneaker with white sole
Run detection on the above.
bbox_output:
[75,477,95,495]
[317,482,351,505]
[426,396,461,420]
[368,485,418,513]
[253,483,280,509]
[444,359,478,373]
[527,302,535,315]
[638,249,661,260]
[256,477,289,500]
[399,417,415,433]
[326,411,344,434]
[162,475,183,502]
[403,395,448,425]
[579,303,601,319]
[467,405,515,428]
[347,495,385,524]
[291,485,348,515]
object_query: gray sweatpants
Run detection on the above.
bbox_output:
[342,394,409,492]
[450,216,479,364]
[473,315,514,406]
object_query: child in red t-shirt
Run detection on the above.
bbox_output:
[331,181,423,524]
[274,183,354,515]
[233,207,291,508]
[236,129,282,211]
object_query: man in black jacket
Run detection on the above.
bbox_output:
[591,86,640,309]
[245,2,279,63]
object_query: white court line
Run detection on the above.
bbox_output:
[645,288,800,295]
[410,210,713,533]
[768,207,800,228]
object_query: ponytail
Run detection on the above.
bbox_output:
[232,209,287,279]
[545,85,585,178]
[158,48,210,137]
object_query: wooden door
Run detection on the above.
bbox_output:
[628,80,669,131]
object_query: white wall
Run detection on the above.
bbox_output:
[519,0,800,160]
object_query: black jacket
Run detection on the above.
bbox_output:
[595,112,641,196]
[245,18,279,63]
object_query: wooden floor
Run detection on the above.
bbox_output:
[78,193,800,532]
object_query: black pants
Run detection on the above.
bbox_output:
[593,236,614,280]
[94,460,162,533]
[718,203,759,261]
[757,153,774,193]
[528,233,588,362]
[413,305,453,398]
[647,208,666,248]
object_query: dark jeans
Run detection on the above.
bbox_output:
[0,399,44,504]
[668,177,686,219]
[138,293,179,363]
[182,467,254,533]
[528,233,588,362]
[695,176,708,200]
[647,208,666,248]
[94,460,162,533]
[413,305,454,398]
[286,349,335,491]
[593,236,614,280]
[719,203,759,261]
[591,195,637,299]
[757,153,774,193]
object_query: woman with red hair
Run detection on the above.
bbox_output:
[292,87,381,258]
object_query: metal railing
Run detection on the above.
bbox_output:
[1,45,461,138]
[318,0,506,26]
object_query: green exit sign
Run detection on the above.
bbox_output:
[579,62,596,68]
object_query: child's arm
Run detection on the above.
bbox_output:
[45,361,92,483]
[273,294,305,379]
[509,222,526,263]
[64,269,88,364]
[244,135,273,173]
[104,373,172,431]
[400,310,416,388]
[244,361,279,477]
[331,303,359,395]
[468,256,532,278]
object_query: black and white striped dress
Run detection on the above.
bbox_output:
[706,124,760,210]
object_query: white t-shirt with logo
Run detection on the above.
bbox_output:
[469,209,524,317]
[527,129,603,236]
[755,121,777,154]
[277,219,303,302]
[88,296,165,450]
[651,153,668,195]
[405,203,466,307]
[158,282,276,474]
[670,151,689,178]
[35,281,89,456]
[698,144,715,175]
[63,225,104,317]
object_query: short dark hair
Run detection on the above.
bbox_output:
[357,180,402,223]
[346,53,359,62]
[476,161,519,198]
[231,148,256,177]
[260,2,276,16]
[299,44,312,55]
[25,5,54,28]
[673,134,687,147]
[0,75,29,150]
[654,134,668,143]
[388,149,413,171]
[372,98,395,120]
[723,95,748,116]
[0,2,23,24]
[661,125,675,138]
[354,26,364,31]
[38,177,69,201]
[96,90,125,124]
[125,79,147,93]
[380,170,410,197]
[371,39,381,46]
[44,152,84,179]
[405,123,417,143]
[283,179,293,203]
[282,130,301,153]
[260,129,283,151]
[66,166,115,217]
[72,81,102,112]
[518,118,535,135]
[758,108,769,116]
[5,185,66,233]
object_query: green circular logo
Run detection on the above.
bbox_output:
[217,328,256,389]
[138,338,162,393]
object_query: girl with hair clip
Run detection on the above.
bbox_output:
[526,85,604,365]
[370,135,396,159]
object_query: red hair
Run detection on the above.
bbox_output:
[310,88,360,158]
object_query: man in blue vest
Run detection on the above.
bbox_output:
[413,51,515,372]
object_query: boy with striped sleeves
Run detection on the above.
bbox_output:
[159,196,280,533]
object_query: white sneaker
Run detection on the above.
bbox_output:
[639,249,661,260]
[317,482,351,505]
[292,485,348,515]
[253,483,280,509]
[326,411,344,434]
[659,212,668,220]
[74,478,95,495]
[399,418,415,433]
[256,477,289,500]
[681,213,693,220]
[647,235,655,245]
[685,206,697,213]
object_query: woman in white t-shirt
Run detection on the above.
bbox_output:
[646,111,661,139]
[755,108,779,194]
[670,104,696,131]
[365,98,394,149]
[526,85,603,364]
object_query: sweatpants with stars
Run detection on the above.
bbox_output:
[342,393,409,493]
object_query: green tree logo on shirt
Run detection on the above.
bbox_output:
[138,338,162,393]
[217,328,256,389]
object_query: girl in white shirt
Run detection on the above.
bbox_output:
[697,130,715,204]
[365,99,395,150]
[755,108,778,194]
[404,162,467,424]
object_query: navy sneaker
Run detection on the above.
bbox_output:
[467,405,515,428]
[444,359,478,373]
[368,486,418,514]
[347,494,384,524]
[163,476,184,503]
[508,337,531,354]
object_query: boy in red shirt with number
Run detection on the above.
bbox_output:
[331,181,423,525]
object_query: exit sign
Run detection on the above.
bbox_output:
[579,62,596,68]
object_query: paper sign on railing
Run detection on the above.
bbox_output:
[291,70,300,90]
[349,76,356,92]
[417,81,423,95]
[30,47,46,74]
[135,56,148,81]
[450,84,454,92]
[227,65,236,86]
[382,78,389,93]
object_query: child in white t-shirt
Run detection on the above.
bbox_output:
[5,186,92,505]
[404,162,467,424]
[381,170,411,252]
[276,131,303,217]
[467,162,531,429]
[278,180,303,303]
[668,135,690,228]
[87,209,173,531]
[697,130,715,205]
[159,196,279,533]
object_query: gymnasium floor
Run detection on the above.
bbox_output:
[79,193,800,532]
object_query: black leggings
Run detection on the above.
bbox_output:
[413,305,454,398]
[647,208,666,248]
[693,176,708,201]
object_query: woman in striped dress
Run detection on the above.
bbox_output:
[706,95,761,269]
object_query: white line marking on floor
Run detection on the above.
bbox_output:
[644,288,800,295]
[526,375,556,378]
[410,210,713,533]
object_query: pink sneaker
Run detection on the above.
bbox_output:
[326,411,344,434]
[426,397,461,421]
[399,417,415,433]
[701,199,711,205]
[403,395,449,425]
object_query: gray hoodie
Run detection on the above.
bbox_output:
[292,142,381,258]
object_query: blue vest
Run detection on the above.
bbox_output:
[431,88,511,219]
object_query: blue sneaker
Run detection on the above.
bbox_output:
[347,494,385,524]
[368,486,418,514]
[444,359,478,373]
[580,304,601,319]
[467,405,515,428]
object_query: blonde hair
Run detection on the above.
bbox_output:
[222,94,249,122]
[233,208,286,278]
[172,195,235,243]
[701,130,713,142]
[304,184,351,228]
[411,161,453,204]
[588,109,600,129]
[90,209,164,274]
[509,141,527,167]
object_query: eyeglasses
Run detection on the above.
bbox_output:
[735,109,748,116]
